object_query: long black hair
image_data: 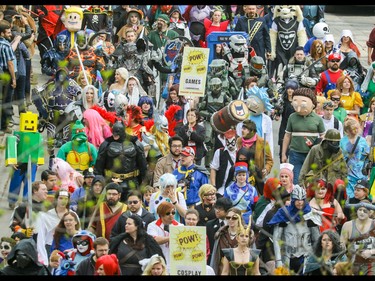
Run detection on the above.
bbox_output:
[109,214,165,260]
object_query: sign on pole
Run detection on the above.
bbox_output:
[179,47,210,98]
[169,225,206,276]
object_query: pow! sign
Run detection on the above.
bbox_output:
[169,226,207,275]
[179,46,210,98]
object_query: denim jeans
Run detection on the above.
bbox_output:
[8,163,37,204]
[289,150,308,185]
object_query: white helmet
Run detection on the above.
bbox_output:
[229,34,247,53]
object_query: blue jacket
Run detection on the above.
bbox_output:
[173,164,209,205]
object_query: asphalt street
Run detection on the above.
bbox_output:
[0,6,374,239]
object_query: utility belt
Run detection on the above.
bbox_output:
[105,170,140,180]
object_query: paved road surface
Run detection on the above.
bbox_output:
[0,6,374,238]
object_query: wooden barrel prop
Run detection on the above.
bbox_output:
[210,100,249,134]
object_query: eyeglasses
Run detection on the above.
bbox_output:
[204,193,216,197]
[330,59,340,63]
[225,216,239,220]
[128,200,139,205]
[165,211,176,216]
[0,245,10,250]
[331,98,341,101]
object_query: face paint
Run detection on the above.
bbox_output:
[226,137,236,151]
[76,239,89,254]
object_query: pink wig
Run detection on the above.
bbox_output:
[280,167,294,185]
[83,109,112,148]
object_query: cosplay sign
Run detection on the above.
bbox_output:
[169,225,206,275]
[179,46,210,97]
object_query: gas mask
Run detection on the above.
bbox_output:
[325,140,340,154]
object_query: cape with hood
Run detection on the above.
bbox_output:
[0,238,50,275]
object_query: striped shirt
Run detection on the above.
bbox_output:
[0,37,16,72]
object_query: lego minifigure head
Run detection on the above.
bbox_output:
[20,111,38,133]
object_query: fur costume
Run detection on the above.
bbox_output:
[51,157,83,193]
[270,5,307,78]
[91,104,120,125]
[50,250,76,275]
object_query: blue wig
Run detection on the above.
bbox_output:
[138,96,154,119]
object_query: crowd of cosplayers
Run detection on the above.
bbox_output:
[3,4,375,276]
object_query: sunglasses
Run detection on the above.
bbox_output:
[330,59,340,63]
[331,98,340,101]
[128,200,139,205]
[165,211,176,216]
[225,216,239,220]
[0,245,10,250]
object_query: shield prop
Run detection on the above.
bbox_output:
[162,36,193,67]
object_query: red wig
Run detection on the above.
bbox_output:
[333,179,347,200]
[306,179,334,204]
[95,254,121,275]
[263,178,281,200]
[126,105,143,125]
